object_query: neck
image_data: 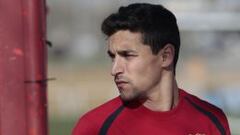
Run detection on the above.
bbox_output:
[143,71,179,112]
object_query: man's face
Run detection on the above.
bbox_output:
[108,30,164,101]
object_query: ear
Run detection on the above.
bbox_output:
[160,44,175,68]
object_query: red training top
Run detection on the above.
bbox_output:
[73,89,231,135]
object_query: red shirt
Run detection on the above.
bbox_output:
[72,89,231,135]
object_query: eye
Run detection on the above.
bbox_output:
[121,52,137,60]
[125,54,134,58]
[109,55,115,62]
[107,51,115,61]
[109,54,115,58]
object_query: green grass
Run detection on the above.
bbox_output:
[49,118,77,135]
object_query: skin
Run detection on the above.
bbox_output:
[107,30,179,111]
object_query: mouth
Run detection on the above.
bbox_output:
[115,80,128,89]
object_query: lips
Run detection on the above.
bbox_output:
[115,80,127,84]
[115,80,128,88]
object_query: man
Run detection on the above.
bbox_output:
[73,3,231,135]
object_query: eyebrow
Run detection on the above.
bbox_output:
[107,49,137,56]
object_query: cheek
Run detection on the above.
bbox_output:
[126,61,152,86]
[128,59,161,87]
[126,60,146,75]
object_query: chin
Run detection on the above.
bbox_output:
[119,93,145,108]
[119,91,139,102]
[120,94,133,102]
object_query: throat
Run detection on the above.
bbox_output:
[143,80,179,112]
[143,95,177,112]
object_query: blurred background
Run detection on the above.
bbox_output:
[46,0,240,135]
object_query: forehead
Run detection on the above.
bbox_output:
[108,30,143,50]
[109,30,142,43]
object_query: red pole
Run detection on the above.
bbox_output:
[23,0,48,135]
[0,0,48,135]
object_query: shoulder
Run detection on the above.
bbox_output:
[181,90,223,115]
[181,89,231,135]
[72,97,123,135]
[182,90,226,119]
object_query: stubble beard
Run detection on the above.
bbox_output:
[119,87,143,102]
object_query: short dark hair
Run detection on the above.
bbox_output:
[101,3,180,72]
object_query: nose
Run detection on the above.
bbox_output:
[111,57,124,76]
